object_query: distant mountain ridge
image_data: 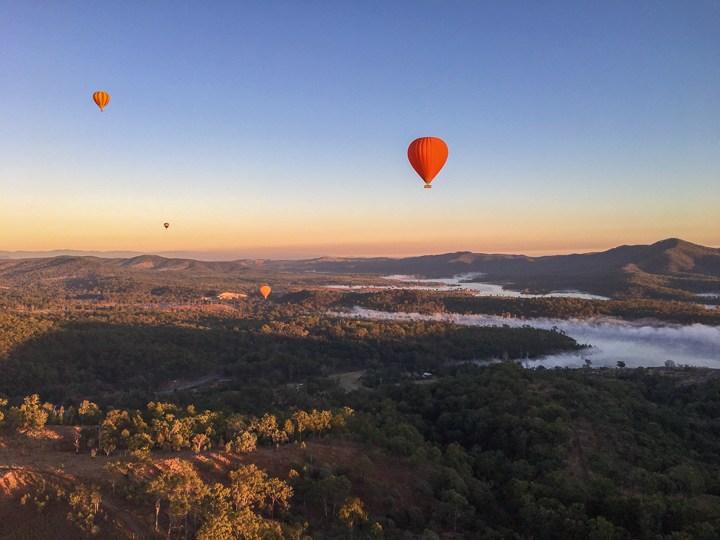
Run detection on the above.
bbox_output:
[262,238,720,280]
[1,238,719,277]
[0,249,319,261]
[1,239,719,299]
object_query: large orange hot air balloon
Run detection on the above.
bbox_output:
[260,286,271,299]
[93,91,110,111]
[164,223,169,229]
[407,137,448,188]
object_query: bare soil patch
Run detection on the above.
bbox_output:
[0,426,116,480]
[334,371,365,391]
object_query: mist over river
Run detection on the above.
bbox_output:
[339,307,720,369]
[384,274,610,300]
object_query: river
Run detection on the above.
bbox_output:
[339,307,720,369]
[326,274,609,299]
[384,273,610,300]
[383,274,719,308]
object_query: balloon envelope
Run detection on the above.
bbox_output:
[93,91,110,111]
[407,137,448,188]
[164,223,169,229]
[260,286,271,298]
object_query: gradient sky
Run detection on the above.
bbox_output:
[1,1,719,258]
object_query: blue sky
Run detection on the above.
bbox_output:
[1,1,719,257]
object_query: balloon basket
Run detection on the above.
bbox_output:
[424,185,432,188]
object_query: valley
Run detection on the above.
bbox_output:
[2,239,720,539]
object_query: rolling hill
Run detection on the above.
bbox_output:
[1,238,719,299]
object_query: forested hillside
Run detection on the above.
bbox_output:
[3,365,720,539]
[2,267,720,539]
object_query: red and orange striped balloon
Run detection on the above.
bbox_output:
[93,91,110,111]
[407,137,448,188]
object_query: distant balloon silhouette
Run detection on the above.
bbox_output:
[407,137,448,188]
[164,223,169,229]
[260,286,271,299]
[93,91,110,111]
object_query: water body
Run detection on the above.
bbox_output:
[384,273,610,300]
[326,274,608,299]
[340,307,720,369]
[328,274,718,308]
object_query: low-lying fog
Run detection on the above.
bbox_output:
[340,307,720,369]
[385,274,610,300]
[326,276,608,300]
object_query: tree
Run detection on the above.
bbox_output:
[100,437,117,457]
[192,433,209,453]
[78,400,100,426]
[588,516,615,540]
[338,497,368,540]
[283,419,295,440]
[195,484,235,540]
[196,513,235,540]
[149,460,204,539]
[355,455,374,483]
[127,433,154,462]
[254,413,279,445]
[225,432,257,454]
[98,412,123,457]
[233,506,282,540]
[616,361,626,369]
[67,484,102,536]
[282,521,312,540]
[293,411,311,441]
[265,477,292,518]
[318,475,351,517]
[19,395,48,430]
[230,464,268,511]
[434,489,474,534]
[225,413,248,440]
[308,410,332,440]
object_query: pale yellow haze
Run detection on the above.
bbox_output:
[2,194,718,257]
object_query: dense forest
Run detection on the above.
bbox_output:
[0,307,580,405]
[345,363,720,539]
[2,268,720,539]
[4,364,720,539]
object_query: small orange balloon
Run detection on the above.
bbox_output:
[260,286,271,299]
[93,91,110,111]
[164,223,169,229]
[407,137,448,188]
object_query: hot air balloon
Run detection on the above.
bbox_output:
[164,223,169,229]
[260,286,271,299]
[407,137,448,188]
[93,91,110,111]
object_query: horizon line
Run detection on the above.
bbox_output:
[0,238,710,262]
